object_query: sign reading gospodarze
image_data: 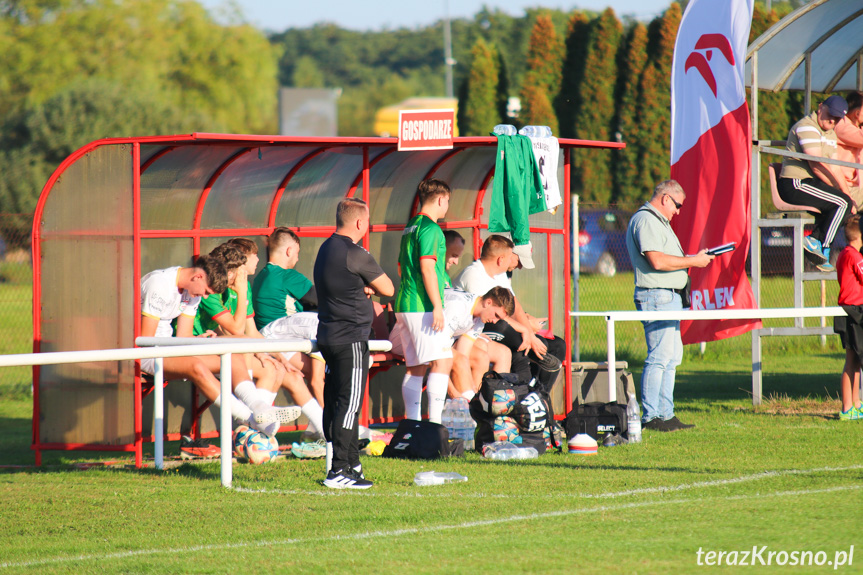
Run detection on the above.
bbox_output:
[397,109,455,151]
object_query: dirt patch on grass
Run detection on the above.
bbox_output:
[753,392,840,417]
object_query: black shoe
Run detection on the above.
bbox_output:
[663,416,695,431]
[526,350,562,372]
[601,433,628,447]
[323,467,373,489]
[643,418,671,432]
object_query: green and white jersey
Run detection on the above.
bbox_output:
[252,263,313,329]
[193,280,254,336]
[395,213,446,313]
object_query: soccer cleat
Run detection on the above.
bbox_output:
[816,247,834,272]
[179,435,221,459]
[663,416,695,431]
[291,440,326,459]
[526,349,562,372]
[323,467,373,489]
[803,236,827,262]
[252,405,302,437]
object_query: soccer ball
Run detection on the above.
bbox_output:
[243,431,279,465]
[232,425,255,459]
[492,416,522,444]
[512,392,550,433]
[490,388,517,416]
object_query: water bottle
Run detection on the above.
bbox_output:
[442,399,454,433]
[492,124,517,136]
[414,471,468,486]
[518,125,553,138]
[482,441,539,460]
[627,394,642,443]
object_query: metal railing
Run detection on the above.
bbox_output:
[0,337,392,487]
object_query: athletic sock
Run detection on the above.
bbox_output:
[233,380,268,413]
[213,393,252,423]
[426,372,449,424]
[257,389,278,406]
[401,374,424,420]
[460,389,476,402]
[301,398,324,435]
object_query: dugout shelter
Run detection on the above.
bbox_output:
[31,133,622,465]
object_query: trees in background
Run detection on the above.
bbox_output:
[570,8,623,204]
[459,37,502,136]
[518,13,565,133]
[0,0,808,231]
[0,0,277,242]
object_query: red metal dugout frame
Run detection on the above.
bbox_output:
[31,133,623,466]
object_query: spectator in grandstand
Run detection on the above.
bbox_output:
[625,180,713,432]
[778,95,852,273]
[314,197,393,489]
[139,256,300,439]
[196,241,325,441]
[833,215,863,421]
[835,91,863,209]
[394,179,457,424]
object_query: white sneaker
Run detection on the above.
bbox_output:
[251,406,302,437]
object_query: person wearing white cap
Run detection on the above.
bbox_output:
[778,94,853,273]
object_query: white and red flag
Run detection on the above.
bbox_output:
[670,0,760,344]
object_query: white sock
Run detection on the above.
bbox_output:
[257,389,277,406]
[461,389,476,402]
[213,393,252,423]
[234,380,267,413]
[301,398,324,435]
[401,374,424,420]
[426,372,449,424]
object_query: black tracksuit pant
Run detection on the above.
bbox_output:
[319,341,368,473]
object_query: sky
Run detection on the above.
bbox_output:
[196,1,674,32]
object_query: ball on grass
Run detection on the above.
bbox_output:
[243,431,279,465]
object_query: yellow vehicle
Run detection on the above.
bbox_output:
[373,97,459,138]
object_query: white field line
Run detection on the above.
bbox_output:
[229,463,863,498]
[2,481,861,569]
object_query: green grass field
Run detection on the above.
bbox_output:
[1,273,861,573]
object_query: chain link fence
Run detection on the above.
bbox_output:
[572,203,842,364]
[0,214,33,392]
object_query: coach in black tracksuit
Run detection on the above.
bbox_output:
[314,197,393,489]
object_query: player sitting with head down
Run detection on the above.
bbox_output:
[194,242,324,438]
[139,256,300,441]
[391,286,514,408]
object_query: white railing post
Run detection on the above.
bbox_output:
[219,352,232,488]
[154,357,164,470]
[606,317,616,403]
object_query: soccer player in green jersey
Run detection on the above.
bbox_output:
[394,178,452,423]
